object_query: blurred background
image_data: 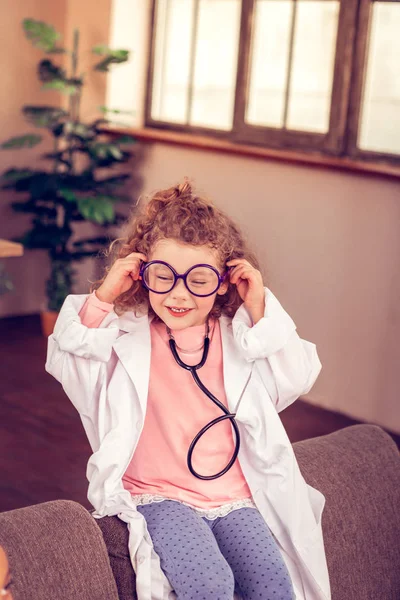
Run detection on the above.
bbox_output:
[0,0,399,513]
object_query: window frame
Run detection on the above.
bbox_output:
[346,0,400,164]
[144,0,400,167]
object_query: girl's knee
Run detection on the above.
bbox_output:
[184,568,235,599]
[197,570,235,599]
[247,574,295,600]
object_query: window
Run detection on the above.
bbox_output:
[150,0,241,130]
[348,0,400,160]
[145,0,400,165]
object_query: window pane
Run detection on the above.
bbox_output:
[287,1,339,133]
[247,0,339,133]
[190,0,241,129]
[359,2,400,155]
[247,1,293,128]
[151,0,240,129]
[151,0,195,123]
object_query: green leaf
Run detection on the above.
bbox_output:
[0,169,34,183]
[114,134,137,145]
[93,56,127,72]
[98,200,114,223]
[23,105,68,128]
[109,145,123,160]
[42,80,78,95]
[2,171,60,197]
[92,44,110,56]
[38,59,66,83]
[23,19,64,53]
[96,174,131,190]
[93,194,120,203]
[92,46,129,72]
[77,197,115,224]
[98,106,135,116]
[37,60,82,95]
[11,200,57,218]
[59,188,77,202]
[73,236,110,247]
[88,142,125,161]
[63,121,95,140]
[1,135,42,149]
[41,152,72,169]
[19,222,70,251]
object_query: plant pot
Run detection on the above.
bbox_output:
[40,310,59,337]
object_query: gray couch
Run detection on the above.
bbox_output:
[1,424,399,600]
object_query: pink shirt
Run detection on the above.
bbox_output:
[79,292,252,508]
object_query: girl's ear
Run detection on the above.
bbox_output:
[217,281,229,296]
[217,265,231,295]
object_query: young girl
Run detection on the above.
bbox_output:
[46,181,331,600]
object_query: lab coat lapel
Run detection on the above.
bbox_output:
[112,313,251,415]
[219,315,252,414]
[113,315,151,412]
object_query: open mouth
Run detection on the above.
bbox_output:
[166,307,193,317]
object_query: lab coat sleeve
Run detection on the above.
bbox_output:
[45,294,120,416]
[232,287,322,413]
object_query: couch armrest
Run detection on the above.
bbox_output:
[0,499,119,600]
[293,424,400,600]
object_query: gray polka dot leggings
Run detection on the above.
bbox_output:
[137,500,295,600]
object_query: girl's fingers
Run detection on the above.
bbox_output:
[126,251,147,258]
[130,268,143,281]
[119,254,147,270]
[230,265,254,284]
[122,252,147,263]
[227,260,257,282]
[226,259,251,271]
[229,264,248,278]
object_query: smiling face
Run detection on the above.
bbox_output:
[147,239,228,329]
[0,546,12,599]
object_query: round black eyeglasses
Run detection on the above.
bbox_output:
[139,261,227,297]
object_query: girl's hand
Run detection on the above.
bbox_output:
[96,252,147,304]
[226,258,265,324]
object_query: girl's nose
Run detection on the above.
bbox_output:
[170,277,190,300]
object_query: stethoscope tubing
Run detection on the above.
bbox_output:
[168,336,241,481]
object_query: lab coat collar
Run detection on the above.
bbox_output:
[112,313,152,412]
[113,308,149,333]
[112,312,252,415]
[219,315,253,414]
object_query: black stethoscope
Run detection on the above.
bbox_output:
[167,321,241,481]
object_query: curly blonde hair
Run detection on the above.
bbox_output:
[93,180,262,318]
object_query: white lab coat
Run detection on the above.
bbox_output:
[45,288,331,600]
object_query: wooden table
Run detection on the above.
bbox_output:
[0,239,24,258]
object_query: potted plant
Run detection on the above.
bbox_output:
[0,19,136,335]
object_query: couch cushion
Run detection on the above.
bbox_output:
[294,424,400,600]
[95,513,137,599]
[0,499,119,600]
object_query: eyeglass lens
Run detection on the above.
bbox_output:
[143,263,219,296]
